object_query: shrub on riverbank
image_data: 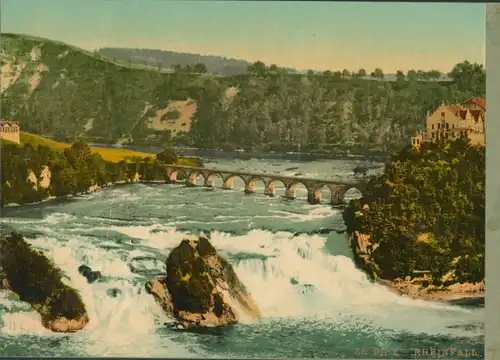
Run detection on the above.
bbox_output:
[0,140,200,207]
[342,138,484,284]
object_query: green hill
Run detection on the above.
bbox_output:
[0,33,485,154]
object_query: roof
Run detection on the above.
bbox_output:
[461,97,486,110]
[0,120,19,125]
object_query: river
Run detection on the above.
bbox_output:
[0,157,484,358]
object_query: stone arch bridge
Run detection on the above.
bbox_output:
[165,165,365,205]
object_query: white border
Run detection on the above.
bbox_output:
[486,4,500,360]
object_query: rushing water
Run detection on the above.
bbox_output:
[0,158,484,358]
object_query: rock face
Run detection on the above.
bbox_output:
[0,232,89,332]
[145,237,261,328]
[349,229,485,304]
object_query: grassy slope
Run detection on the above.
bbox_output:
[4,131,197,165]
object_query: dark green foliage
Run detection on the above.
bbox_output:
[156,147,178,165]
[0,33,486,153]
[343,138,484,283]
[0,140,191,207]
[0,232,86,319]
[165,240,214,314]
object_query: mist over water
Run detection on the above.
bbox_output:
[0,158,484,358]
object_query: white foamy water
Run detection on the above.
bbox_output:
[0,158,484,357]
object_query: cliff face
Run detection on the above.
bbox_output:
[26,166,51,190]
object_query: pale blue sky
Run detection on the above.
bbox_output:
[1,0,486,72]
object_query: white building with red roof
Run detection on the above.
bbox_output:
[411,97,486,148]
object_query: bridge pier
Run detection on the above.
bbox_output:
[264,184,275,197]
[186,173,197,187]
[203,177,214,188]
[307,189,321,205]
[222,178,233,190]
[244,181,256,194]
[330,192,344,205]
[284,187,295,200]
[167,171,177,184]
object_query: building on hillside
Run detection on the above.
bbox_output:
[411,97,486,148]
[0,120,21,144]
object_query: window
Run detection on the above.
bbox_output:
[432,124,434,130]
[432,132,435,138]
[437,123,440,129]
[446,123,449,129]
[441,112,445,117]
[416,138,420,144]
[452,124,455,129]
[412,139,415,145]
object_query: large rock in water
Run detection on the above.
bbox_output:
[0,232,89,332]
[145,237,261,328]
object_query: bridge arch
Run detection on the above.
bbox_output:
[310,184,336,205]
[203,172,224,188]
[284,181,312,200]
[327,185,364,205]
[244,177,268,194]
[222,174,250,190]
[186,170,208,187]
[166,168,189,183]
[261,178,287,197]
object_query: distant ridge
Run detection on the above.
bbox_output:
[97,47,298,76]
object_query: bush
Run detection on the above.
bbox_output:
[156,146,178,165]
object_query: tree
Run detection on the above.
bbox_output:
[156,147,178,164]
[371,68,384,80]
[448,61,485,92]
[342,69,350,78]
[248,61,267,77]
[396,70,406,82]
[427,69,442,81]
[407,69,417,82]
[193,62,207,74]
[357,68,367,77]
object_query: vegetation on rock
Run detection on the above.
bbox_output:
[147,237,260,328]
[0,232,87,322]
[342,138,484,284]
[1,33,485,154]
[165,239,215,314]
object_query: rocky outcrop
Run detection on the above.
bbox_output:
[145,236,260,328]
[78,265,103,284]
[378,277,484,305]
[0,232,89,332]
[347,206,485,304]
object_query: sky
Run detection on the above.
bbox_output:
[1,0,486,73]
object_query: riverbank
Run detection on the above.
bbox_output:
[377,278,484,306]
